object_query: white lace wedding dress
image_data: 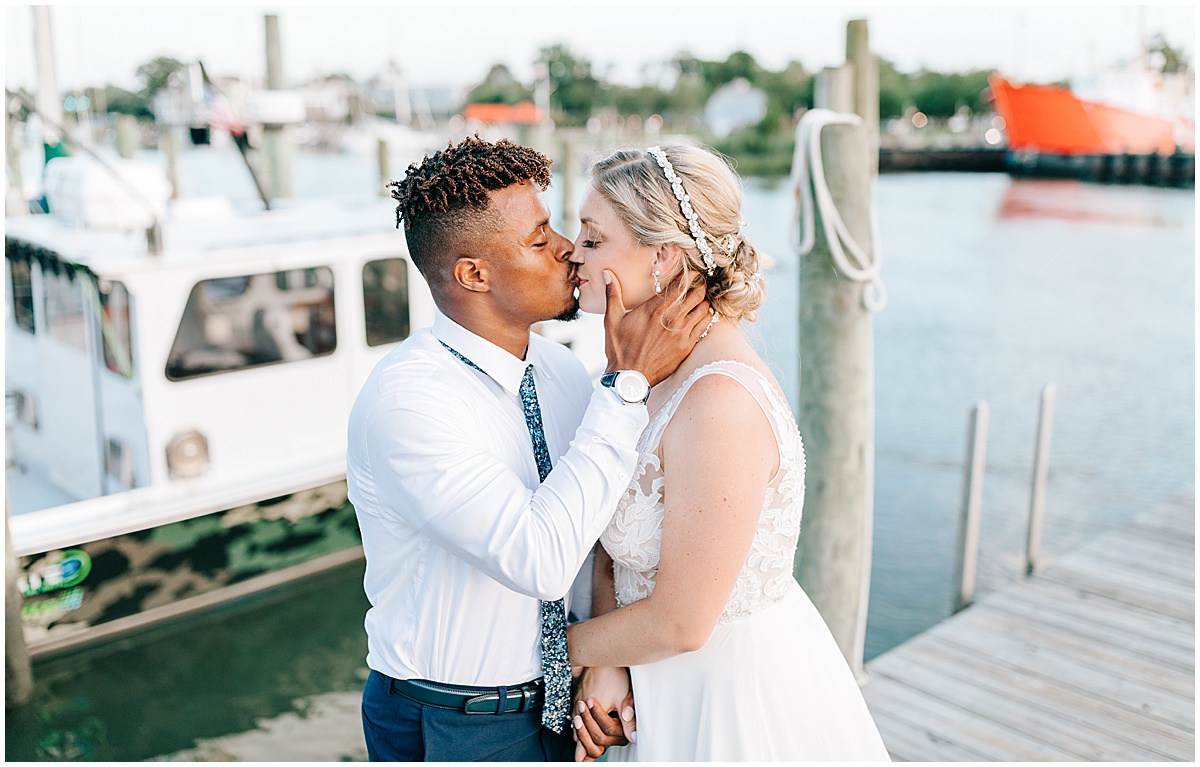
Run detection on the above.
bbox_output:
[599,360,890,761]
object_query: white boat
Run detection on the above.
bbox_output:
[5,156,603,658]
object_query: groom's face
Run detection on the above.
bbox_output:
[483,181,580,324]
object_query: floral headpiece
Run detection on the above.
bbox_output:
[646,146,716,276]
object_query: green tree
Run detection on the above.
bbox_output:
[878,59,911,119]
[466,64,532,105]
[757,60,812,121]
[702,50,761,89]
[1147,33,1189,74]
[98,85,153,120]
[135,56,186,100]
[539,44,599,127]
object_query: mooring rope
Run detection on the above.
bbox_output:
[790,108,887,312]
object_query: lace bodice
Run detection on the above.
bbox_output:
[598,360,806,624]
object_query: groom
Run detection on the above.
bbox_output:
[347,136,709,761]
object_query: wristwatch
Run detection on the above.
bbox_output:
[600,370,651,405]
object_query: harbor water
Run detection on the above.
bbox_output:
[5,147,1194,760]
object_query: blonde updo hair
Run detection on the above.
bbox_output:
[588,143,764,322]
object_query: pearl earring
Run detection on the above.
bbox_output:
[653,269,662,294]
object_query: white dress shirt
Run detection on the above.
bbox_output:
[347,310,648,686]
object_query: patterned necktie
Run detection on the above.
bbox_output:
[441,342,571,733]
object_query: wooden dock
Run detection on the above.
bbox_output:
[863,488,1195,761]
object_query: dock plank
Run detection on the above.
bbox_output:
[983,589,1194,671]
[869,648,1178,760]
[863,490,1196,761]
[883,635,1193,760]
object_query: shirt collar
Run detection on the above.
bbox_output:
[432,310,538,397]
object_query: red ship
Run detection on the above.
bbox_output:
[989,75,1193,156]
[987,75,1194,186]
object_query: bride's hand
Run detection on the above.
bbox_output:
[571,666,635,761]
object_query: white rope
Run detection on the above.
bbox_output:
[790,108,887,313]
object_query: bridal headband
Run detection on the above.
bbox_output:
[646,146,717,276]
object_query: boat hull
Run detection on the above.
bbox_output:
[16,479,361,656]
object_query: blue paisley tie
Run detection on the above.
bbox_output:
[441,342,571,733]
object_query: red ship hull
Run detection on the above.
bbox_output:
[989,75,1187,156]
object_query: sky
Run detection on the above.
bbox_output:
[4,3,1196,95]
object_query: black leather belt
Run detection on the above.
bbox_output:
[390,677,544,715]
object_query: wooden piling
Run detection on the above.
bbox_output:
[262,14,293,200]
[1026,384,1056,575]
[793,118,877,682]
[954,401,989,612]
[377,139,390,197]
[814,66,854,113]
[846,19,880,177]
[5,494,33,708]
[162,126,180,199]
[560,133,579,239]
[115,114,138,159]
[5,103,25,215]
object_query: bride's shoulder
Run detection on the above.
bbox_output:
[666,357,775,436]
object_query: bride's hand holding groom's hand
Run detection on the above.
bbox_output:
[571,666,637,761]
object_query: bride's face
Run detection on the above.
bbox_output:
[569,186,658,314]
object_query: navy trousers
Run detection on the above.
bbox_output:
[361,670,575,762]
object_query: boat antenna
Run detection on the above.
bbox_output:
[7,88,164,254]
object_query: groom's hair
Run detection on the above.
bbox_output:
[388,135,553,284]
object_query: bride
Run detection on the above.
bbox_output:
[564,144,890,761]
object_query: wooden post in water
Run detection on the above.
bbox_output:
[794,119,876,682]
[5,102,26,215]
[954,401,988,612]
[814,66,854,113]
[794,18,883,683]
[262,14,293,200]
[560,132,579,239]
[6,493,33,708]
[377,139,390,196]
[846,19,880,177]
[163,126,180,199]
[1025,383,1056,575]
[115,114,138,159]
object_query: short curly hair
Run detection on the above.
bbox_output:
[388,136,552,285]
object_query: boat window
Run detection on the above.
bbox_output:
[99,280,135,379]
[165,267,337,381]
[43,268,88,351]
[362,258,410,347]
[6,254,35,334]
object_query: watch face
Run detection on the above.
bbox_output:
[617,372,649,403]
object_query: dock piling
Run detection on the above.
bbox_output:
[1025,383,1056,575]
[560,133,578,239]
[794,19,883,684]
[115,114,138,159]
[954,401,988,612]
[793,117,877,682]
[262,14,293,200]
[377,139,390,197]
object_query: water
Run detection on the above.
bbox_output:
[7,147,1194,760]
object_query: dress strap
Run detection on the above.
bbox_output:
[644,360,790,452]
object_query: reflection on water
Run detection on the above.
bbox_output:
[4,158,1194,761]
[996,178,1169,227]
[5,563,371,762]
